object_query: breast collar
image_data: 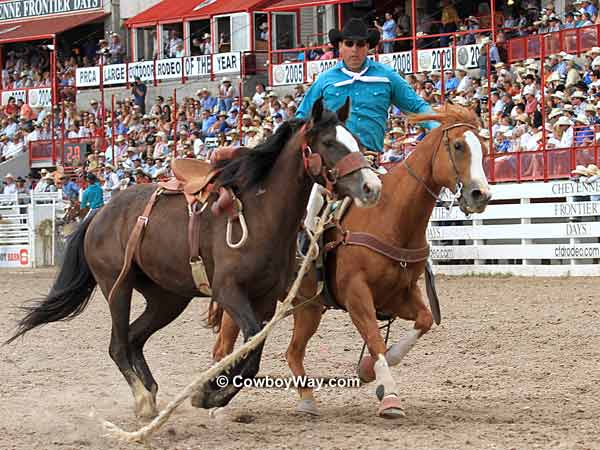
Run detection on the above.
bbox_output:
[333,65,390,87]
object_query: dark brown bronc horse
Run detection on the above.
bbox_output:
[6,98,381,419]
[211,105,492,418]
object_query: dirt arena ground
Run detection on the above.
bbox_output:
[1,269,599,450]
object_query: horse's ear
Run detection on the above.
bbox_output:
[311,97,324,123]
[337,96,351,123]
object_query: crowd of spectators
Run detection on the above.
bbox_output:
[5,1,600,196]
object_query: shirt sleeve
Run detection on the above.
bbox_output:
[389,70,439,129]
[81,189,90,209]
[296,77,325,120]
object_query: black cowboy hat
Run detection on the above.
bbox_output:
[328,18,380,48]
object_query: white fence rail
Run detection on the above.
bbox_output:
[429,179,600,276]
[3,181,600,276]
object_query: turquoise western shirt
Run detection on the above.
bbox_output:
[296,58,437,152]
[81,182,104,209]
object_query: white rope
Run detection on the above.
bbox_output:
[101,198,336,446]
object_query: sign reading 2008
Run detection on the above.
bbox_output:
[0,0,102,21]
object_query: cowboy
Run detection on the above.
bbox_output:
[81,173,104,212]
[296,18,437,236]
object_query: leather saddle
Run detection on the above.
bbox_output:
[161,158,238,218]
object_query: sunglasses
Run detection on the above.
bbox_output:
[343,40,367,48]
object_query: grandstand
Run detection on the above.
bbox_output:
[1,0,600,274]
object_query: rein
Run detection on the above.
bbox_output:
[402,122,478,211]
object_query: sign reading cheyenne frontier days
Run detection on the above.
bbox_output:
[0,0,102,22]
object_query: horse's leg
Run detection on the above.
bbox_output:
[211,311,240,362]
[384,285,433,367]
[128,282,193,416]
[193,281,265,409]
[191,311,241,409]
[344,277,405,419]
[286,301,323,416]
[103,278,156,419]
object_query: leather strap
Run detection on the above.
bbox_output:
[108,188,161,304]
[332,152,370,179]
[188,202,211,295]
[326,230,429,265]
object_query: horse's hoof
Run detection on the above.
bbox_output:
[377,395,406,419]
[135,400,158,420]
[358,355,376,383]
[296,399,320,416]
[191,391,207,408]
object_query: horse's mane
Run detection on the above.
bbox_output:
[215,109,339,192]
[408,104,482,129]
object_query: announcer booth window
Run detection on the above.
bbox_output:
[161,23,185,58]
[254,12,268,51]
[135,27,157,61]
[214,13,250,53]
[189,19,211,55]
[272,12,296,50]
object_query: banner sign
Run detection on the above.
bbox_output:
[75,52,242,87]
[103,63,127,85]
[270,44,481,85]
[0,245,30,268]
[212,52,241,74]
[306,59,338,82]
[1,89,25,104]
[1,88,51,107]
[27,88,51,107]
[455,44,480,70]
[184,55,212,77]
[378,51,414,75]
[417,46,452,72]
[272,62,304,86]
[127,61,154,82]
[76,66,100,87]
[0,0,102,22]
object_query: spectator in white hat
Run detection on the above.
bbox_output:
[555,116,574,148]
[218,77,234,112]
[2,173,17,194]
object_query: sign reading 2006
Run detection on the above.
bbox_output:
[0,0,102,22]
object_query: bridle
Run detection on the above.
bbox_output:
[299,122,371,194]
[402,122,479,211]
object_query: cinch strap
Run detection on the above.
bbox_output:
[333,67,390,87]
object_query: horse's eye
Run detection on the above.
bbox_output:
[324,140,336,147]
[453,141,463,151]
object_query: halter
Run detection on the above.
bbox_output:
[402,122,478,211]
[299,122,371,194]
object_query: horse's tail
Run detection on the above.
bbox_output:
[204,299,224,333]
[5,210,99,345]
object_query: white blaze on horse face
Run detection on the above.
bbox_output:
[463,130,489,187]
[335,125,360,152]
[335,125,381,207]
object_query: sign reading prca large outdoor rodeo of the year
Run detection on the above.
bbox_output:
[0,0,102,21]
[76,52,242,87]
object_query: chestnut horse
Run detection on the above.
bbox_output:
[210,105,492,418]
[6,98,381,419]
